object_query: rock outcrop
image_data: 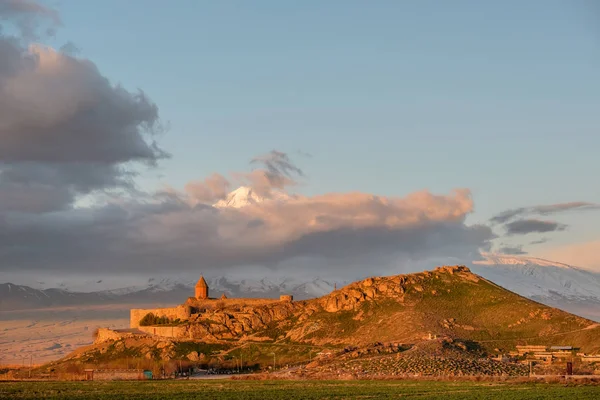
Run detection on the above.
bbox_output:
[168,266,479,341]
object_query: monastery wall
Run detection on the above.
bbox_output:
[137,325,188,339]
[94,328,148,343]
[186,297,285,311]
[130,305,191,328]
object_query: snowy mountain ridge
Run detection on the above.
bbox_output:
[474,253,579,270]
[213,186,294,209]
[3,251,600,321]
[470,253,600,320]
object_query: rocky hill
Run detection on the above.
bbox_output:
[42,265,600,376]
[177,265,599,352]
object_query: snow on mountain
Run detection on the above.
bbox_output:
[213,186,293,208]
[473,253,575,270]
[471,253,600,321]
[289,278,337,298]
[207,275,334,299]
[472,253,600,299]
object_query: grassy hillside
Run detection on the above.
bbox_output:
[284,266,599,352]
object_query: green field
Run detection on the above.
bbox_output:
[1,379,599,399]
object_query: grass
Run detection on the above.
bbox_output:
[224,343,330,369]
[1,379,600,399]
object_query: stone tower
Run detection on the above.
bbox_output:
[195,275,209,299]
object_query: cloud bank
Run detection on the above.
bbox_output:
[0,1,167,214]
[0,177,493,276]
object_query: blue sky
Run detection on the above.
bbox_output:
[33,0,600,266]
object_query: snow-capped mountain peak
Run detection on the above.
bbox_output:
[470,253,600,320]
[213,186,293,208]
[474,253,576,270]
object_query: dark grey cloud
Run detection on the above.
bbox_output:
[497,245,527,255]
[245,150,304,196]
[0,2,167,213]
[504,219,567,236]
[0,0,60,39]
[490,202,599,224]
[529,238,548,245]
[0,51,165,164]
[251,150,304,179]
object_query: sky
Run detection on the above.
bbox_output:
[0,0,599,285]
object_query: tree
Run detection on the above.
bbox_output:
[139,312,173,326]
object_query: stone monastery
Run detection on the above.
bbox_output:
[126,275,293,338]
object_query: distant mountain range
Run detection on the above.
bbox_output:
[0,276,336,311]
[2,253,599,322]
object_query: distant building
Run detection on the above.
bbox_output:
[516,345,547,355]
[279,294,293,302]
[582,354,600,363]
[532,352,554,362]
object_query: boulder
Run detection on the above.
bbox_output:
[187,351,200,361]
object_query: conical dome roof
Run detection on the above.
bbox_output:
[195,276,208,288]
